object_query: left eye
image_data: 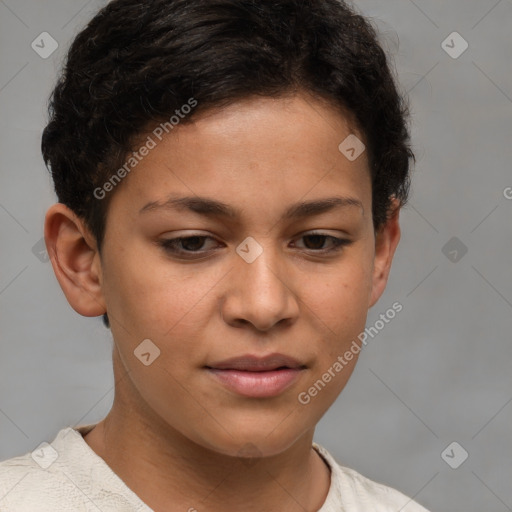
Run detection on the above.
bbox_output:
[293,233,351,253]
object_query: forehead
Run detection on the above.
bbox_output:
[107,93,371,223]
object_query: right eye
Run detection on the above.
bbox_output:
[158,235,222,258]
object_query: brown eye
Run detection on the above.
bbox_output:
[159,235,219,257]
[303,234,328,250]
[294,233,352,254]
[178,236,207,251]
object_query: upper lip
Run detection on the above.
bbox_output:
[206,353,306,372]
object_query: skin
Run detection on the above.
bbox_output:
[44,92,401,512]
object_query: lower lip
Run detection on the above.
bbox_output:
[207,368,303,398]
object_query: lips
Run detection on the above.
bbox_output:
[206,353,306,372]
[205,353,306,398]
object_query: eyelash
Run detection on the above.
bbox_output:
[158,233,352,258]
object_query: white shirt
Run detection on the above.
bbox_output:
[0,424,430,511]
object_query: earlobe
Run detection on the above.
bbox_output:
[368,199,401,309]
[44,203,106,317]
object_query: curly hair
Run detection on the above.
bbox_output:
[41,0,415,328]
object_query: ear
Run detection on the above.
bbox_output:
[368,198,401,308]
[44,203,106,317]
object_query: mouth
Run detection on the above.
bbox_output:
[205,354,307,398]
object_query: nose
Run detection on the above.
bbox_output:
[220,241,300,332]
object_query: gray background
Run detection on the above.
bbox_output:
[1,1,511,510]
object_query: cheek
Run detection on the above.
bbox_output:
[296,267,370,416]
[103,246,217,334]
[308,262,372,337]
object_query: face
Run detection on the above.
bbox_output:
[61,93,399,457]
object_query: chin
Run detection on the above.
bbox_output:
[193,418,312,460]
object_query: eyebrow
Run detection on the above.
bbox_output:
[139,194,364,220]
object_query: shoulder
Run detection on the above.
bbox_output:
[0,426,150,512]
[313,443,431,512]
[1,427,106,511]
[0,448,68,511]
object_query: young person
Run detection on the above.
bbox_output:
[0,0,430,510]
